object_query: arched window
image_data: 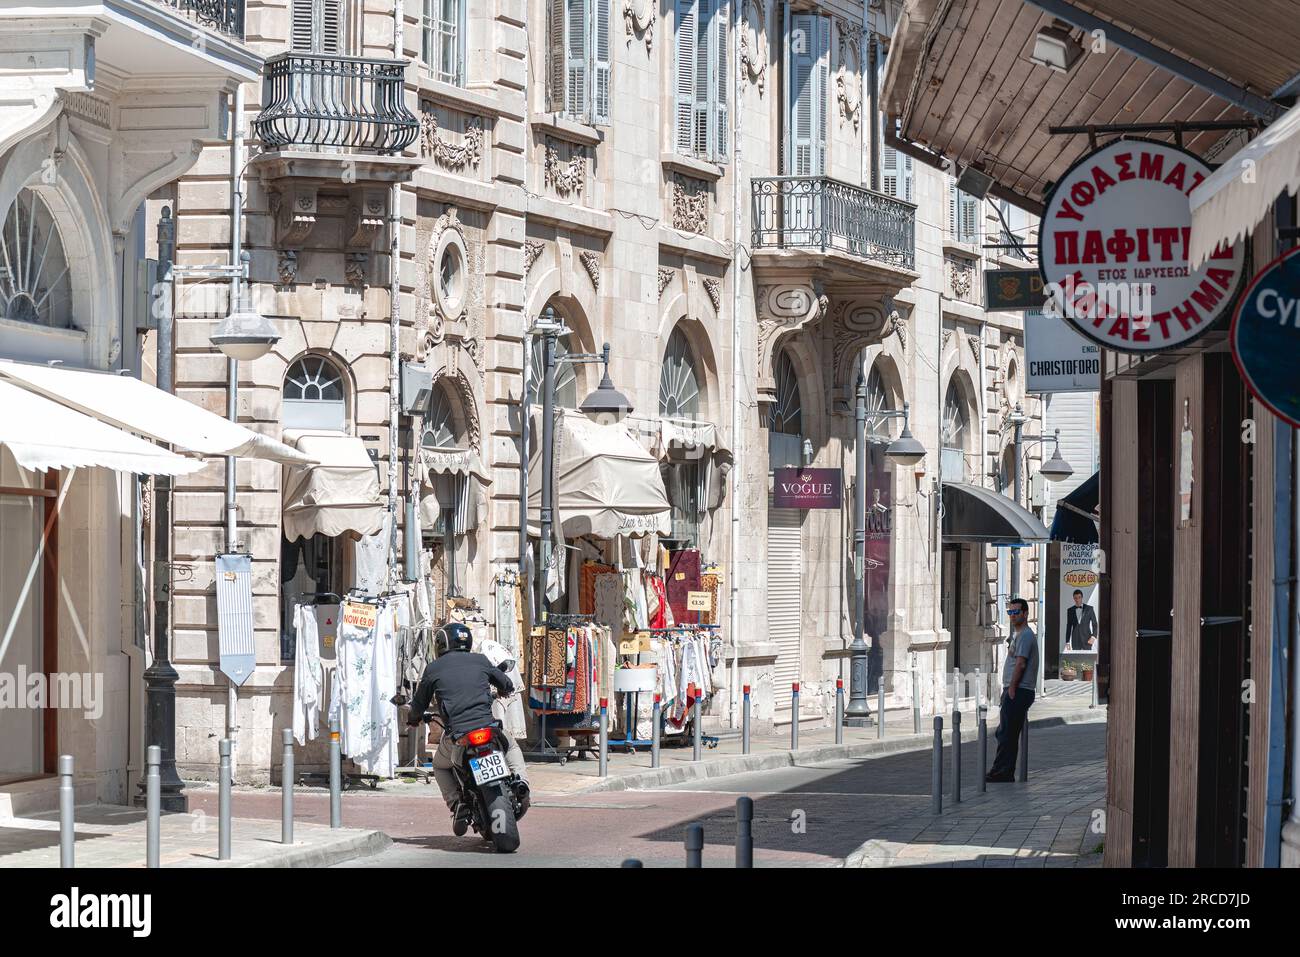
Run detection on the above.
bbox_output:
[864,364,894,443]
[525,331,578,409]
[768,350,803,436]
[1,189,73,329]
[942,378,970,482]
[422,381,465,449]
[283,355,347,431]
[659,327,701,420]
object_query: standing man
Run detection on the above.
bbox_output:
[1064,589,1098,651]
[987,597,1038,783]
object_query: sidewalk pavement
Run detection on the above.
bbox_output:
[518,686,1106,797]
[0,804,388,868]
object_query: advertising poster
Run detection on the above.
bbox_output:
[1058,543,1100,655]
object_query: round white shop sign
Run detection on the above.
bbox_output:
[1038,138,1246,353]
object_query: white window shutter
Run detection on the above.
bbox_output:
[962,192,979,242]
[592,0,611,124]
[949,181,958,237]
[320,0,342,54]
[714,0,729,161]
[882,143,899,198]
[694,0,712,155]
[787,13,816,175]
[548,0,567,113]
[291,0,315,51]
[904,154,914,201]
[675,0,699,154]
[566,0,588,118]
[815,16,829,176]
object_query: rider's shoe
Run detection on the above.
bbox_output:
[512,780,531,820]
[450,800,472,836]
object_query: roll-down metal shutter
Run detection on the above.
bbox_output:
[767,506,803,713]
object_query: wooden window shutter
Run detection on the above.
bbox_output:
[814,15,829,176]
[713,0,729,161]
[566,0,589,118]
[291,0,315,51]
[547,0,567,112]
[786,13,826,176]
[320,0,342,55]
[694,0,712,155]
[674,0,698,153]
[592,0,611,124]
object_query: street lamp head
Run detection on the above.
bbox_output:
[578,343,633,419]
[885,402,927,466]
[1039,430,1073,481]
[212,292,279,361]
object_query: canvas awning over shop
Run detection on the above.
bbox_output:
[1049,471,1100,545]
[527,409,671,539]
[281,430,385,541]
[942,481,1050,546]
[1189,101,1300,266]
[418,446,491,535]
[0,359,312,465]
[0,378,199,475]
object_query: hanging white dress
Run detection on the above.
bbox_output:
[292,604,323,745]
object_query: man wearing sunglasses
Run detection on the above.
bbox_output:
[987,597,1038,782]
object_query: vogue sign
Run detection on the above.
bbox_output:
[773,468,842,509]
[1039,139,1246,353]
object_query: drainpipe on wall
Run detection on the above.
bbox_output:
[387,4,404,589]
[728,0,743,728]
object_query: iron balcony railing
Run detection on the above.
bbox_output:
[751,176,916,271]
[254,53,419,155]
[153,0,245,40]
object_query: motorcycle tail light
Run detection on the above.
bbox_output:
[465,728,493,746]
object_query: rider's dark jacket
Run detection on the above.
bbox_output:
[408,651,513,738]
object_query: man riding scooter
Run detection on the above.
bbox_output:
[406,622,531,832]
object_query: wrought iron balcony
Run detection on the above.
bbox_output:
[752,176,916,271]
[253,53,419,155]
[152,0,245,40]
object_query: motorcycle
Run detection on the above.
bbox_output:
[423,712,527,854]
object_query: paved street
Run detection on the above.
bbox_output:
[177,718,1106,868]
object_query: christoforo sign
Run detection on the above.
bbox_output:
[773,468,842,509]
[1038,139,1246,353]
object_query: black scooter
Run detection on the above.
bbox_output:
[420,713,528,854]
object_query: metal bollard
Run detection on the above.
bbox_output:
[974,667,983,712]
[834,679,844,744]
[978,705,988,793]
[281,729,294,845]
[1091,666,1099,709]
[685,823,704,868]
[218,738,232,861]
[598,698,609,777]
[912,669,921,734]
[735,796,754,868]
[877,681,885,739]
[651,693,662,768]
[59,754,75,868]
[1018,719,1029,782]
[329,717,342,828]
[691,686,702,761]
[742,684,751,754]
[931,716,943,815]
[146,745,160,868]
[951,709,962,804]
[790,683,800,749]
[621,858,643,867]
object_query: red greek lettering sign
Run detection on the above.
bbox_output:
[773,468,842,509]
[1038,139,1246,353]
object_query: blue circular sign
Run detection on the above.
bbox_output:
[1232,246,1300,429]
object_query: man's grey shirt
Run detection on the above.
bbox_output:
[1002,626,1039,690]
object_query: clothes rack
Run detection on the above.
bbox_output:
[524,613,595,764]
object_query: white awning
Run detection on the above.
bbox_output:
[527,410,671,539]
[1189,102,1300,267]
[281,430,385,541]
[0,359,313,465]
[0,379,199,475]
[418,446,490,534]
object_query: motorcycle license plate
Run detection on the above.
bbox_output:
[469,752,509,785]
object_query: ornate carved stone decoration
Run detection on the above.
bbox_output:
[623,0,654,52]
[830,299,886,388]
[702,277,721,312]
[657,267,675,299]
[272,186,317,248]
[884,309,908,352]
[967,333,982,363]
[524,240,544,276]
[578,250,602,292]
[671,174,709,233]
[426,208,469,343]
[756,284,823,398]
[739,0,768,95]
[59,91,111,127]
[277,248,298,286]
[942,329,954,351]
[432,368,482,449]
[544,139,586,197]
[836,19,861,131]
[419,105,484,171]
[345,251,367,287]
[946,254,976,301]
[345,190,386,249]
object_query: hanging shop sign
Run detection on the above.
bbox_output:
[985,268,1047,311]
[773,467,843,509]
[1025,310,1100,393]
[1231,245,1300,428]
[1038,138,1246,353]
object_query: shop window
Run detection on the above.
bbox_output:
[284,355,347,431]
[421,382,468,540]
[279,533,345,663]
[768,349,804,469]
[1,189,74,330]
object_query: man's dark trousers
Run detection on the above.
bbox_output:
[989,688,1035,778]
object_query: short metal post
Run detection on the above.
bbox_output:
[651,693,662,768]
[146,745,160,868]
[1091,665,1099,708]
[1018,718,1029,782]
[742,684,751,754]
[598,698,609,777]
[978,705,988,793]
[281,728,294,845]
[691,687,702,761]
[835,679,844,744]
[911,668,921,734]
[931,716,943,815]
[218,738,232,861]
[951,709,962,804]
[685,823,704,868]
[735,796,754,868]
[329,717,342,828]
[59,754,75,868]
[790,683,800,749]
[876,681,885,739]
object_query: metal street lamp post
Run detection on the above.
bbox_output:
[847,388,927,726]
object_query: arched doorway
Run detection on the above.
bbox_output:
[660,327,704,545]
[419,378,479,602]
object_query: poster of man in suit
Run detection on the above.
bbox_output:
[1059,544,1100,654]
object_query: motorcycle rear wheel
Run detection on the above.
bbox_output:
[484,790,520,853]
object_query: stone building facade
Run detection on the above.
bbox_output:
[159,0,1048,783]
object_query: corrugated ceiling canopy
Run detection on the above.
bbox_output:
[882,0,1290,208]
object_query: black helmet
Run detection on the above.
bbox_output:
[434,622,474,658]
